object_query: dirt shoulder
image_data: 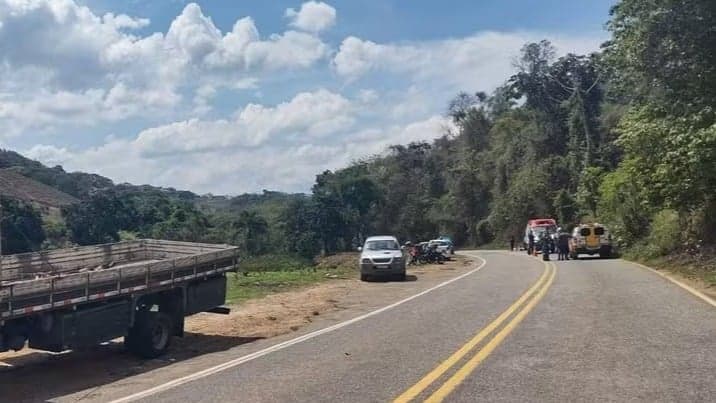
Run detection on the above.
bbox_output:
[0,255,475,403]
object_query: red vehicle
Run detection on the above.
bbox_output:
[528,218,557,228]
[523,218,558,252]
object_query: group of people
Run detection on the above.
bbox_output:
[404,241,444,265]
[509,229,572,261]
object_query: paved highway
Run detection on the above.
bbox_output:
[122,251,715,402]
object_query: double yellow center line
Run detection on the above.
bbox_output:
[394,261,557,403]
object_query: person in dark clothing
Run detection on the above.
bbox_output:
[527,231,535,255]
[541,233,551,261]
[509,236,515,251]
[558,232,571,260]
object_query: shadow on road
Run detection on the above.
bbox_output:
[0,332,264,402]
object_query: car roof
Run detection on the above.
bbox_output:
[365,235,398,242]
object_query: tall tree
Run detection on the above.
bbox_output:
[0,197,45,254]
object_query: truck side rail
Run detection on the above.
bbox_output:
[0,242,239,321]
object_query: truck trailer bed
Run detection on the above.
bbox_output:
[0,239,239,320]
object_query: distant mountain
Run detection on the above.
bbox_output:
[0,169,78,208]
[0,149,310,217]
[0,149,113,199]
[0,149,199,202]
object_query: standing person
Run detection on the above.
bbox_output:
[509,236,515,251]
[527,230,535,255]
[541,233,551,261]
[558,232,570,261]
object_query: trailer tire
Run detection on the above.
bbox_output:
[125,312,173,359]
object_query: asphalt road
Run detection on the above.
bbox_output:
[129,251,715,403]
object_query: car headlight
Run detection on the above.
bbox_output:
[393,256,403,262]
[361,258,371,264]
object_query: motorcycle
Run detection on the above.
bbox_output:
[419,244,445,264]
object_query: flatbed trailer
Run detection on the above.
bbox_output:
[0,239,239,358]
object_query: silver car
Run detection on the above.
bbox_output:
[358,236,406,281]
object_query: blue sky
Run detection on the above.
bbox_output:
[0,0,614,194]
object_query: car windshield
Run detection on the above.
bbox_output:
[365,240,399,251]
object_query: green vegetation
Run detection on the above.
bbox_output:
[226,254,357,303]
[0,197,46,254]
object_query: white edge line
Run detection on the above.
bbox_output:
[628,260,716,308]
[110,255,488,403]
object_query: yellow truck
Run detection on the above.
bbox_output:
[569,223,613,259]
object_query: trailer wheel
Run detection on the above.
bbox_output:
[125,312,173,359]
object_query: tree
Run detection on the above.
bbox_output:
[231,211,269,256]
[576,166,605,219]
[63,191,130,245]
[604,0,716,112]
[553,189,577,227]
[0,197,45,254]
[278,198,321,258]
[150,202,210,242]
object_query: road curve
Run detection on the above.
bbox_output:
[127,251,715,402]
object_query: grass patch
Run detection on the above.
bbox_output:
[226,253,358,304]
[226,267,355,303]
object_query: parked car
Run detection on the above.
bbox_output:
[358,236,406,281]
[569,223,612,259]
[429,239,454,255]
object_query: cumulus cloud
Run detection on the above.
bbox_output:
[0,0,329,134]
[25,144,73,166]
[333,31,605,92]
[285,1,336,33]
[134,89,354,156]
[28,89,452,194]
[5,0,608,194]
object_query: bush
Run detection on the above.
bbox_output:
[597,162,651,246]
[647,209,682,256]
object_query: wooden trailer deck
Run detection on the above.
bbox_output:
[0,239,239,320]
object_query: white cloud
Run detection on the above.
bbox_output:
[102,12,150,30]
[333,31,605,92]
[285,1,336,33]
[5,0,608,195]
[134,89,354,156]
[28,90,452,194]
[0,0,329,135]
[25,144,72,166]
